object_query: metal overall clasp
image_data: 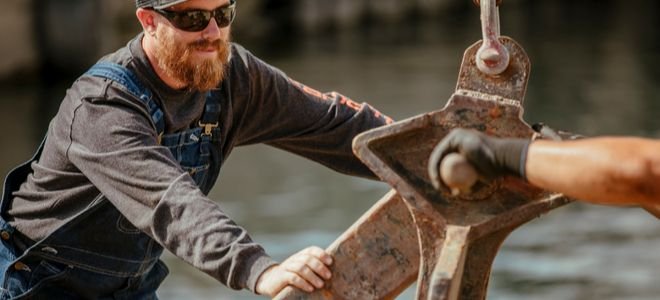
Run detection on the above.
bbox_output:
[198,121,219,137]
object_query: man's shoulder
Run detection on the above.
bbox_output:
[69,58,151,118]
[228,42,288,80]
[76,36,150,106]
[229,43,276,71]
[230,42,252,71]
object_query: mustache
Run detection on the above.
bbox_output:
[188,39,225,50]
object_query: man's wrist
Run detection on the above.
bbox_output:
[255,264,279,295]
[494,138,531,179]
[246,254,279,294]
[517,140,531,179]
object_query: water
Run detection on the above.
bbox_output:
[1,2,659,299]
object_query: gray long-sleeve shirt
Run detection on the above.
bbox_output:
[7,34,391,292]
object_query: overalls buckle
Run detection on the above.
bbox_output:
[198,121,218,136]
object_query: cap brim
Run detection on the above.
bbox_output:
[154,0,188,9]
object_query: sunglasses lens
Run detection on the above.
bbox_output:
[171,10,212,32]
[214,6,235,27]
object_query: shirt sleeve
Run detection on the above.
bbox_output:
[233,47,394,180]
[65,90,276,292]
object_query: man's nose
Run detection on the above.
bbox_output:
[201,18,223,41]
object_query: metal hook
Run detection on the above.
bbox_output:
[476,0,510,75]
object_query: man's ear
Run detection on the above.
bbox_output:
[136,8,157,36]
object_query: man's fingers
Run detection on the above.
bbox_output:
[286,260,327,288]
[295,247,332,279]
[301,246,333,265]
[299,264,326,288]
[256,246,334,297]
[285,271,315,292]
[269,246,334,294]
[306,256,332,280]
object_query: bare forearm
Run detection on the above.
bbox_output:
[526,138,660,207]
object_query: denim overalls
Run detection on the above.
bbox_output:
[0,62,223,299]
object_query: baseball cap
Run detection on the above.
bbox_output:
[135,0,188,9]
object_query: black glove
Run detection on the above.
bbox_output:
[428,128,530,187]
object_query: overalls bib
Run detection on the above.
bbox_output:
[0,62,224,299]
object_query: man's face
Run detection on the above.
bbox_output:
[152,0,232,91]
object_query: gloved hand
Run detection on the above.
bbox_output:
[428,128,530,189]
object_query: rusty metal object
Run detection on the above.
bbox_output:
[278,36,572,300]
[278,3,574,299]
[643,204,660,219]
[352,36,572,299]
[275,191,420,300]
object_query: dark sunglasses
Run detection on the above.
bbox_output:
[152,0,236,32]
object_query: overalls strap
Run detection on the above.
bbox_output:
[85,62,166,136]
[199,91,221,136]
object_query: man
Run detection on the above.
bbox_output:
[0,0,392,298]
[428,128,660,213]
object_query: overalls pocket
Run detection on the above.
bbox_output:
[26,260,72,288]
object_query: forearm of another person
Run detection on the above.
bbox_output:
[526,138,660,207]
[429,129,660,208]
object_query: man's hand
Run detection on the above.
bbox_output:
[255,246,333,297]
[428,128,530,189]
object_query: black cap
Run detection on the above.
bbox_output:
[136,0,187,9]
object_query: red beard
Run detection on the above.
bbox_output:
[154,27,231,91]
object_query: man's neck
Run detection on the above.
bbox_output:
[141,35,187,90]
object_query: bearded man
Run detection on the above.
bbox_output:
[0,0,392,298]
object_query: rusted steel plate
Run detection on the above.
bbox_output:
[458,38,530,103]
[275,190,420,300]
[357,93,569,227]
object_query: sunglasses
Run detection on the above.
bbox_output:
[152,0,236,32]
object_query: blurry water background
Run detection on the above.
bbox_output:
[1,0,659,299]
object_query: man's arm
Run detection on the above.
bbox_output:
[231,45,393,180]
[62,93,279,292]
[526,138,660,207]
[428,129,660,208]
